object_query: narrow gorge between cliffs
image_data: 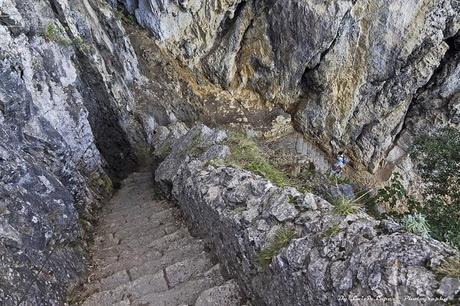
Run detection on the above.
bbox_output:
[0,0,459,305]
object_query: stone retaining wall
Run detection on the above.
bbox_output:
[154,124,460,305]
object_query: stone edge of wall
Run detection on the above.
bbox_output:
[154,123,460,305]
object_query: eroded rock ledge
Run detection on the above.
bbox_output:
[154,124,460,305]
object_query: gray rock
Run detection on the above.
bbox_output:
[155,123,460,306]
[437,277,460,300]
[0,0,150,303]
[301,193,318,210]
[268,194,299,222]
[327,184,355,200]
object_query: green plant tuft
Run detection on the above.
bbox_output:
[327,172,352,185]
[402,213,430,238]
[43,23,71,46]
[44,23,59,41]
[410,128,460,249]
[333,197,362,215]
[323,222,341,239]
[72,36,93,54]
[114,8,136,24]
[258,227,296,269]
[225,132,288,187]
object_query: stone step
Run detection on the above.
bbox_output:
[103,199,173,216]
[82,253,216,306]
[93,235,199,275]
[110,222,179,251]
[108,192,158,210]
[91,239,206,283]
[87,244,213,295]
[98,202,176,229]
[134,264,225,306]
[77,171,243,306]
[92,228,191,266]
[110,187,157,205]
[128,240,206,280]
[195,279,243,306]
[94,210,180,248]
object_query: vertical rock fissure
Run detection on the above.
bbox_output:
[391,31,460,149]
[46,0,138,182]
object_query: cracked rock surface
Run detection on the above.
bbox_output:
[124,0,460,172]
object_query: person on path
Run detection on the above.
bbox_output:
[332,151,347,176]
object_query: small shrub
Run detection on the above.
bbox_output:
[402,213,430,238]
[333,197,362,215]
[114,8,136,24]
[72,36,93,54]
[327,172,352,185]
[375,173,406,208]
[373,173,420,214]
[410,128,460,249]
[435,257,460,278]
[258,227,296,268]
[44,23,59,41]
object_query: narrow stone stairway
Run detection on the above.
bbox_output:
[73,171,243,306]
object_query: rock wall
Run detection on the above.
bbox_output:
[0,0,146,304]
[122,0,460,173]
[155,124,460,305]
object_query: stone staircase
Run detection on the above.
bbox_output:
[74,171,243,306]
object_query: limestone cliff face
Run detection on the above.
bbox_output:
[126,0,459,172]
[0,0,144,303]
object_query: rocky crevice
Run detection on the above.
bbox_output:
[387,30,460,176]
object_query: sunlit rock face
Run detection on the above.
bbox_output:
[127,0,459,172]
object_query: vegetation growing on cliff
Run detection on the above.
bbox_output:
[411,128,460,249]
[373,128,459,249]
[225,132,288,187]
[43,23,92,54]
[333,196,363,215]
[43,23,71,46]
[435,257,460,278]
[225,132,325,193]
[258,227,296,269]
[401,213,430,238]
